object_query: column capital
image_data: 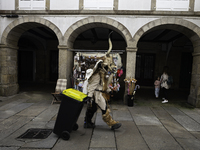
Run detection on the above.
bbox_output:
[0,44,18,50]
[192,52,200,57]
[58,45,68,50]
[126,47,137,52]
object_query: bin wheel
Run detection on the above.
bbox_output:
[73,123,79,131]
[61,131,70,140]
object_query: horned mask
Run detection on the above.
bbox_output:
[101,31,117,73]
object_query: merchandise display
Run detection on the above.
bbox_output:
[73,52,123,94]
[124,78,138,95]
[124,78,140,106]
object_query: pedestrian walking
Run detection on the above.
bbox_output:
[154,76,161,98]
[160,66,170,103]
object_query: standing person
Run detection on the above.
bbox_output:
[160,66,170,103]
[154,76,161,98]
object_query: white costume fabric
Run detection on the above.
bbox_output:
[83,60,111,111]
[161,73,170,89]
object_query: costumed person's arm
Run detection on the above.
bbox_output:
[87,73,100,97]
[85,60,102,97]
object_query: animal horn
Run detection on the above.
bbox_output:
[106,31,113,55]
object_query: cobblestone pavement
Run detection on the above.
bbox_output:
[0,84,200,150]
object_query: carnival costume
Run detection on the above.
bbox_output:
[83,32,122,130]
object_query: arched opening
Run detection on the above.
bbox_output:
[2,22,60,94]
[17,24,59,91]
[136,25,193,104]
[73,27,127,100]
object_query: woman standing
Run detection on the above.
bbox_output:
[160,66,170,103]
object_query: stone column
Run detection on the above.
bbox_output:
[58,45,73,88]
[124,47,137,103]
[0,45,19,96]
[126,47,137,79]
[188,51,200,107]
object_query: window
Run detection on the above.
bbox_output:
[156,0,189,11]
[19,0,45,10]
[84,0,113,10]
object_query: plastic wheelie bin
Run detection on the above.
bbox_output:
[53,88,87,140]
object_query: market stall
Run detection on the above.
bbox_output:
[72,52,123,97]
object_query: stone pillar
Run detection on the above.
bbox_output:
[126,47,137,79]
[0,45,19,96]
[58,45,73,88]
[124,47,137,103]
[188,51,200,107]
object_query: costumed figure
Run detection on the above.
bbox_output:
[82,32,122,130]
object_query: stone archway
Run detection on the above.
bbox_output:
[133,17,200,107]
[63,16,133,48]
[1,16,63,46]
[59,16,133,87]
[0,17,63,96]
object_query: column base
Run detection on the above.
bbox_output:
[188,94,200,108]
[0,83,19,96]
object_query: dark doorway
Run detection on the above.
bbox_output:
[18,50,34,82]
[179,52,192,89]
[50,50,58,81]
[136,53,155,86]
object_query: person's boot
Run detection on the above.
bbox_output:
[102,109,121,130]
[84,117,95,128]
[84,109,96,128]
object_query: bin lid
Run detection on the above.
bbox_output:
[62,88,87,102]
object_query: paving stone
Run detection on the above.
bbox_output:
[0,103,33,119]
[0,121,53,147]
[111,104,128,111]
[138,125,183,150]
[112,110,133,121]
[0,116,33,142]
[0,110,16,119]
[151,106,174,121]
[116,121,149,150]
[128,106,154,116]
[0,115,21,129]
[129,107,162,125]
[163,107,185,116]
[89,148,116,150]
[32,105,59,122]
[151,107,195,139]
[164,107,200,131]
[0,99,26,111]
[176,138,200,150]
[179,108,200,124]
[90,112,116,149]
[17,106,47,117]
[161,119,195,138]
[171,115,200,131]
[22,133,58,149]
[0,147,19,150]
[19,148,51,150]
[191,131,200,140]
